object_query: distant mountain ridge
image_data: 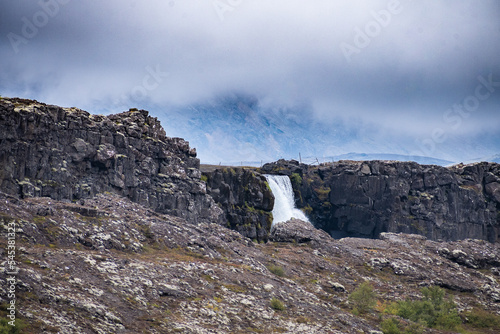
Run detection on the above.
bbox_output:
[156,94,500,165]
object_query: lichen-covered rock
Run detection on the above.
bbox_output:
[261,159,500,242]
[0,97,223,224]
[1,191,500,333]
[270,218,328,244]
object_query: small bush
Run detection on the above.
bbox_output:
[0,317,25,334]
[349,281,377,314]
[396,286,461,331]
[296,316,309,324]
[380,317,426,334]
[313,186,331,201]
[270,298,286,311]
[381,318,401,334]
[464,308,500,329]
[301,204,313,215]
[267,264,285,277]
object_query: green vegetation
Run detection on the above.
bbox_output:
[313,186,331,201]
[200,175,208,182]
[301,204,313,215]
[223,283,247,293]
[0,318,24,334]
[348,281,377,315]
[380,318,425,334]
[380,318,401,334]
[463,308,500,330]
[397,286,460,330]
[379,286,462,333]
[290,173,302,187]
[0,304,26,334]
[264,181,272,193]
[267,264,285,277]
[296,316,309,324]
[270,298,286,311]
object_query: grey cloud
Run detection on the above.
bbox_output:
[1,0,499,161]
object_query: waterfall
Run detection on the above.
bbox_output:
[265,174,310,226]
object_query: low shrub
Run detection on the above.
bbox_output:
[380,317,400,334]
[348,281,377,314]
[464,308,500,329]
[380,317,425,334]
[290,173,302,187]
[395,286,460,331]
[267,264,285,277]
[270,298,286,311]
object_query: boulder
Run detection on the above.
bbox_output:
[270,218,332,246]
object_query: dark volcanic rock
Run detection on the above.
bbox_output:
[0,97,223,224]
[203,167,274,241]
[261,159,500,242]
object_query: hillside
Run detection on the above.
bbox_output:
[1,97,500,333]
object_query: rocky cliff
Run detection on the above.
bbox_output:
[202,167,274,241]
[261,159,500,242]
[2,98,500,333]
[0,97,223,224]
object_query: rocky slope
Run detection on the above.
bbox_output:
[0,97,223,224]
[1,192,500,333]
[261,159,500,243]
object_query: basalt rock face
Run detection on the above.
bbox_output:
[203,167,274,241]
[0,97,223,224]
[261,159,500,242]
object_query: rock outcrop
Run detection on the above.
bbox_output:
[0,97,223,224]
[202,167,274,241]
[261,159,500,242]
[270,218,328,244]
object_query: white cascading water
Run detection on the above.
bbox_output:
[265,174,310,226]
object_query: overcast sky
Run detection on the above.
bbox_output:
[1,0,499,162]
